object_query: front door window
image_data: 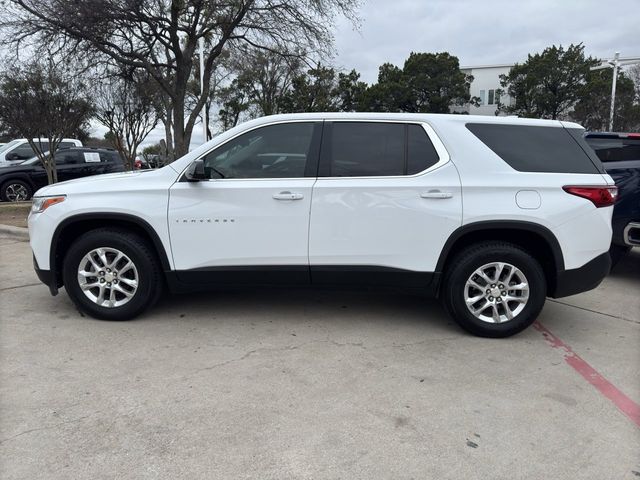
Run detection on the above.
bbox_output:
[202,122,316,179]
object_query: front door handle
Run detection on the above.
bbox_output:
[420,190,453,199]
[273,191,304,201]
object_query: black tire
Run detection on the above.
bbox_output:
[1,179,33,202]
[441,242,547,338]
[62,228,163,320]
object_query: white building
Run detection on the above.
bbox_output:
[457,64,514,115]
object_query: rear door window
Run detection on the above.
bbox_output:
[466,123,602,174]
[99,151,120,163]
[55,151,84,165]
[324,122,440,177]
[329,122,404,177]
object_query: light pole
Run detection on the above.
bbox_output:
[591,52,640,131]
[199,36,207,144]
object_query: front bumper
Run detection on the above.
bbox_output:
[33,255,58,296]
[550,252,611,298]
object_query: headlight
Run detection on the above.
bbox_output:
[31,195,66,214]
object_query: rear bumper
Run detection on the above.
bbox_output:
[550,252,610,298]
[33,255,58,296]
[623,222,640,246]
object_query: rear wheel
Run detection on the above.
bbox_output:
[1,180,33,202]
[62,228,163,320]
[441,242,547,338]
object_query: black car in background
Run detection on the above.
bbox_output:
[0,147,124,202]
[584,132,640,261]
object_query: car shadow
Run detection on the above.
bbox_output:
[609,247,640,282]
[148,286,462,334]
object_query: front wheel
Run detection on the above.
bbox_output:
[441,242,547,338]
[62,228,163,320]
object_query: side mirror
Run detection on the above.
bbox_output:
[5,153,19,161]
[185,159,207,181]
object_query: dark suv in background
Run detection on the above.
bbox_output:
[585,132,640,261]
[0,147,124,201]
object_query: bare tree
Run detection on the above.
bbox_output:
[94,72,160,170]
[2,0,359,160]
[234,48,304,116]
[0,61,93,184]
[211,47,305,131]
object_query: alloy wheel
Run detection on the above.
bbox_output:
[5,183,29,201]
[77,247,139,308]
[464,262,530,323]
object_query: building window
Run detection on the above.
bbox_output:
[482,89,501,105]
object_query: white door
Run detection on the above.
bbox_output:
[309,121,462,285]
[168,121,322,283]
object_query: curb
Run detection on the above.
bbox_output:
[0,224,29,241]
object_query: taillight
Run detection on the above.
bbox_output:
[563,186,618,207]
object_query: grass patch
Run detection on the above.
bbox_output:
[0,201,30,228]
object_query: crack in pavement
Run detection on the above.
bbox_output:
[189,336,462,377]
[0,413,96,445]
[548,298,640,325]
[0,282,41,292]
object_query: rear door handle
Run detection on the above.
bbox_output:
[273,191,304,201]
[421,190,453,199]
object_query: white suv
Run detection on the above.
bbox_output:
[28,113,616,337]
[0,138,83,166]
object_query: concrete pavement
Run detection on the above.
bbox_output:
[1,235,639,479]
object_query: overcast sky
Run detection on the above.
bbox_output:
[119,0,640,150]
[333,0,639,83]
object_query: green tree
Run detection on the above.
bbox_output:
[280,65,341,113]
[361,63,408,112]
[335,70,368,112]
[571,69,640,131]
[362,52,476,113]
[217,78,253,130]
[499,43,598,119]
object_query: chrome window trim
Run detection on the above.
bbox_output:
[179,118,452,182]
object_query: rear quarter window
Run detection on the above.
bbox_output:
[466,123,603,174]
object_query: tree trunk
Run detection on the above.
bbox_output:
[44,160,54,184]
[172,96,190,158]
[164,120,174,163]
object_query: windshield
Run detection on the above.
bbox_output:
[0,139,22,154]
